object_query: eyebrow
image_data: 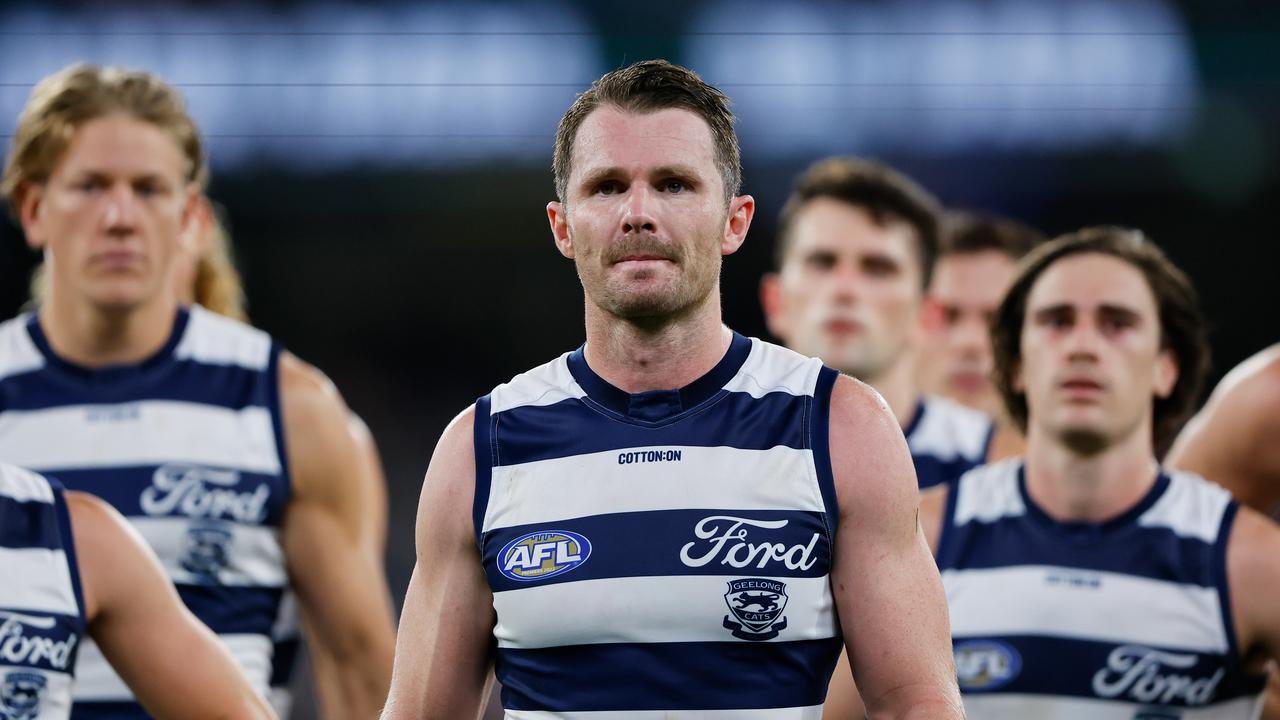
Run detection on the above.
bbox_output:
[1030,302,1144,319]
[576,164,704,191]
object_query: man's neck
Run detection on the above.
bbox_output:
[1023,422,1159,523]
[856,355,920,430]
[582,291,731,394]
[39,292,179,368]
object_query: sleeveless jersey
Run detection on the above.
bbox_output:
[475,334,843,718]
[0,464,86,720]
[0,307,289,718]
[904,395,994,489]
[936,459,1266,719]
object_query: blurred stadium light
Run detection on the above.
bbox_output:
[686,0,1200,155]
[0,2,604,170]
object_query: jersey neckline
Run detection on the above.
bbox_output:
[1015,460,1171,542]
[566,331,753,423]
[26,306,191,383]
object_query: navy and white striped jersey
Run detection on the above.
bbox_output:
[0,307,289,718]
[475,333,843,718]
[904,395,994,489]
[937,459,1266,719]
[0,464,86,720]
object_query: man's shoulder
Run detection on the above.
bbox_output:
[726,336,826,399]
[175,305,275,371]
[910,394,995,462]
[488,351,580,415]
[0,312,42,382]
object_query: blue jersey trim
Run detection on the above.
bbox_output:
[483,508,831,592]
[472,395,494,548]
[70,701,147,719]
[265,341,292,513]
[933,480,963,571]
[811,366,839,541]
[269,636,301,687]
[1215,501,1242,659]
[492,390,810,467]
[26,309,189,386]
[49,476,88,637]
[496,637,843,712]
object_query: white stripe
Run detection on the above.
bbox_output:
[962,692,1262,719]
[494,574,835,649]
[0,663,73,720]
[0,463,55,504]
[0,402,281,474]
[130,517,286,587]
[0,315,44,383]
[721,338,821,399]
[0,547,78,616]
[506,706,823,719]
[484,446,823,531]
[1139,471,1231,543]
[490,353,584,414]
[953,459,1024,526]
[173,306,272,370]
[945,565,1228,653]
[908,395,992,462]
[74,633,272,701]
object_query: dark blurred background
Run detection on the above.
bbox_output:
[1,0,1277,711]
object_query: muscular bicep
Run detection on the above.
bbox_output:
[827,376,962,718]
[383,406,497,720]
[69,493,273,719]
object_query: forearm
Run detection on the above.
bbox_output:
[866,682,965,720]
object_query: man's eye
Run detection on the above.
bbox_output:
[596,181,621,196]
[662,180,685,194]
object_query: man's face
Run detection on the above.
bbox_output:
[547,106,751,321]
[762,199,923,380]
[20,113,195,312]
[920,250,1018,416]
[1016,253,1177,454]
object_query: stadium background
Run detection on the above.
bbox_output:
[1,1,1276,716]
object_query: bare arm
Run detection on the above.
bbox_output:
[830,375,963,720]
[70,492,275,720]
[823,484,953,720]
[1167,345,1280,514]
[304,412,391,718]
[279,353,396,717]
[382,406,496,720]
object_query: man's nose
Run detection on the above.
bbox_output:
[620,185,657,235]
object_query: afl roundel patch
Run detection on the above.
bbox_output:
[498,530,592,582]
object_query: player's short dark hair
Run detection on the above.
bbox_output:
[991,226,1209,448]
[553,59,740,205]
[939,210,1045,263]
[775,157,941,289]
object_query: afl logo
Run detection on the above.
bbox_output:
[498,530,591,582]
[954,640,1021,691]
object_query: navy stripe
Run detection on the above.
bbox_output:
[263,341,292,510]
[938,517,1220,587]
[497,637,842,712]
[270,637,301,686]
[51,466,287,527]
[811,367,839,540]
[0,493,60,550]
[0,360,273,412]
[912,453,983,490]
[176,585,283,636]
[484,509,830,592]
[1214,502,1241,658]
[473,394,494,548]
[494,391,809,467]
[954,633,1266,705]
[70,701,147,719]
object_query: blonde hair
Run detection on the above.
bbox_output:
[1,63,206,211]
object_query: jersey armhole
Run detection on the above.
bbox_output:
[49,478,89,631]
[933,480,963,570]
[1215,500,1243,659]
[472,394,495,552]
[811,366,840,541]
[267,341,293,509]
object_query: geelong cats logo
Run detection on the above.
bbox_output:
[1,671,46,720]
[723,578,789,641]
[181,521,234,579]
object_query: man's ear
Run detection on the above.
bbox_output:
[1153,347,1178,399]
[760,272,789,341]
[17,182,49,251]
[721,194,754,257]
[547,201,574,259]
